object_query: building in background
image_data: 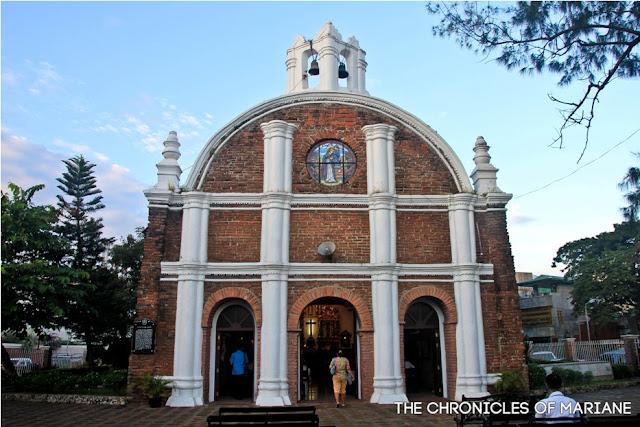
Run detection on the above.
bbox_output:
[517,274,625,342]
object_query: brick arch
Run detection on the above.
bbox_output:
[288,286,373,330]
[202,287,262,328]
[399,286,457,324]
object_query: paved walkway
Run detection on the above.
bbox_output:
[2,386,639,426]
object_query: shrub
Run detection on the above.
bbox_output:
[551,367,594,386]
[612,363,633,379]
[15,366,128,394]
[528,363,547,390]
[103,370,128,390]
[494,371,527,395]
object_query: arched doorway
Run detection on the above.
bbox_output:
[299,297,359,402]
[404,298,443,396]
[211,301,255,401]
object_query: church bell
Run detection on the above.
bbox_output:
[338,62,349,79]
[308,59,320,76]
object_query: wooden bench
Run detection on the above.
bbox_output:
[207,406,319,426]
[582,414,640,426]
[453,394,498,426]
[484,394,543,427]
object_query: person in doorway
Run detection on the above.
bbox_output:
[534,373,580,421]
[229,344,248,399]
[329,349,353,408]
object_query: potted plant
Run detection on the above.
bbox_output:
[130,373,173,407]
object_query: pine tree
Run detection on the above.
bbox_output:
[56,155,113,268]
[56,156,116,368]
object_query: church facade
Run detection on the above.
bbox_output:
[130,23,525,407]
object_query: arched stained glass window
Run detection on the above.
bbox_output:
[306,140,357,186]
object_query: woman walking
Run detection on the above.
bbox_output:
[329,349,353,408]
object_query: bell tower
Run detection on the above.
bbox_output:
[285,22,368,95]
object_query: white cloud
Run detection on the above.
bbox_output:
[94,152,110,162]
[2,69,22,85]
[53,138,91,153]
[27,61,62,94]
[179,113,202,127]
[1,130,147,240]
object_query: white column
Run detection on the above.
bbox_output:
[256,120,297,406]
[363,123,407,404]
[318,45,339,91]
[167,192,209,407]
[448,193,489,399]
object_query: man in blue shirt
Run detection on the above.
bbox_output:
[229,344,248,399]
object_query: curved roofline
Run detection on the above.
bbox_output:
[185,91,472,192]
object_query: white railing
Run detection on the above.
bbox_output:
[575,339,624,362]
[529,342,566,360]
[51,353,85,368]
[528,339,626,363]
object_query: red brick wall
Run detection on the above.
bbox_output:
[289,211,369,263]
[129,207,170,381]
[476,210,526,377]
[197,103,458,195]
[208,211,261,262]
[163,210,182,262]
[396,212,451,264]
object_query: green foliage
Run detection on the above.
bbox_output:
[494,371,528,395]
[103,370,128,390]
[553,221,640,324]
[1,183,89,340]
[550,367,594,386]
[427,1,640,155]
[612,363,633,379]
[129,373,173,398]
[528,363,547,390]
[110,227,145,286]
[619,153,640,222]
[16,367,128,395]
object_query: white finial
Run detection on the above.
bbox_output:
[470,136,501,194]
[473,136,491,165]
[154,131,182,191]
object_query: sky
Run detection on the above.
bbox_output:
[2,1,639,277]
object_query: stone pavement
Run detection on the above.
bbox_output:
[2,385,640,426]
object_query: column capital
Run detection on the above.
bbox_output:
[362,123,398,140]
[448,193,477,210]
[260,120,299,138]
[182,191,210,209]
[452,263,481,280]
[261,192,293,208]
[368,193,397,209]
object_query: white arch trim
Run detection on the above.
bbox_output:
[208,300,258,403]
[406,297,449,399]
[184,91,472,192]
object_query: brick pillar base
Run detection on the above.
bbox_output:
[621,334,639,372]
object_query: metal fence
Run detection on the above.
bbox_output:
[6,346,49,376]
[51,353,86,368]
[528,339,626,363]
